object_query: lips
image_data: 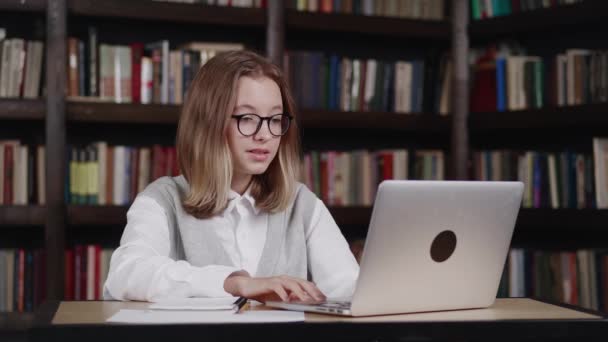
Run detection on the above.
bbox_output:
[247,149,270,155]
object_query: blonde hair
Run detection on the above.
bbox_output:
[176,50,301,219]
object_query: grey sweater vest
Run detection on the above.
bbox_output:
[140,176,317,279]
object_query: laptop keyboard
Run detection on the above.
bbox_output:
[316,300,351,310]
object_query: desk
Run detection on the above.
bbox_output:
[31,298,608,342]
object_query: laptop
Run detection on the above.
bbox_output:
[266,180,524,316]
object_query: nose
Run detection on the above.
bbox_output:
[253,120,272,141]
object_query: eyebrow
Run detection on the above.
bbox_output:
[234,104,283,112]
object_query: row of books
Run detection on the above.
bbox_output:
[472,150,597,209]
[348,240,608,312]
[287,0,445,20]
[0,141,45,205]
[286,52,449,114]
[0,29,44,99]
[470,0,583,21]
[64,245,114,301]
[470,46,608,113]
[498,249,608,312]
[67,28,244,104]
[67,144,178,206]
[0,249,46,313]
[301,149,444,206]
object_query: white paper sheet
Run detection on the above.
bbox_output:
[148,297,239,311]
[106,309,305,324]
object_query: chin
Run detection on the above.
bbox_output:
[245,164,271,175]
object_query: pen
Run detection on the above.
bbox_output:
[233,297,248,314]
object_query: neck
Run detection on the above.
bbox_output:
[231,173,252,195]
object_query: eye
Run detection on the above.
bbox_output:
[240,115,256,122]
[271,116,282,123]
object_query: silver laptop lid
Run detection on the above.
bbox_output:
[350,180,524,316]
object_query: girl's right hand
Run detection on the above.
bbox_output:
[224,272,326,303]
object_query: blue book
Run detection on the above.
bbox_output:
[496,58,506,112]
[328,55,338,110]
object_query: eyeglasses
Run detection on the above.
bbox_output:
[231,113,293,137]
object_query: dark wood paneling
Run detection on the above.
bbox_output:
[0,99,45,120]
[0,206,46,226]
[470,0,607,40]
[0,0,46,12]
[68,0,265,27]
[286,11,450,39]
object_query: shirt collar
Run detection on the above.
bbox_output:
[226,184,260,216]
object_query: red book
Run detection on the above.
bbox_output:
[320,0,332,13]
[4,144,14,205]
[470,48,497,113]
[64,249,74,300]
[170,147,179,176]
[152,144,165,181]
[165,147,176,177]
[74,245,83,300]
[94,245,101,300]
[80,246,87,301]
[131,43,144,103]
[18,249,25,313]
[382,152,393,180]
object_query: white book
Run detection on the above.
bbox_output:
[363,59,376,111]
[95,142,107,205]
[439,60,451,115]
[0,40,11,97]
[113,146,126,205]
[350,59,361,111]
[593,138,608,208]
[161,40,169,104]
[87,245,95,300]
[114,46,122,103]
[137,148,151,193]
[10,39,25,98]
[0,251,5,312]
[548,154,559,209]
[140,57,153,104]
[36,145,45,205]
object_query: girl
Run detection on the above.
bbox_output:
[103,50,359,303]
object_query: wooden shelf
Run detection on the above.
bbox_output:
[470,0,607,39]
[0,99,45,120]
[67,0,265,27]
[469,103,608,131]
[286,10,449,39]
[0,206,46,226]
[0,0,46,12]
[67,101,179,124]
[0,312,35,332]
[66,101,450,131]
[301,109,450,132]
[66,205,608,232]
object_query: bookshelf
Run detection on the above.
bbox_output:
[2,0,608,329]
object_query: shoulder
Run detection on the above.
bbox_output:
[139,175,189,210]
[291,182,322,215]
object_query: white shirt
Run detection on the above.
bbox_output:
[104,187,360,301]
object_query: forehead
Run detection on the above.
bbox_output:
[234,76,282,110]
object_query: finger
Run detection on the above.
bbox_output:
[295,280,326,301]
[271,283,289,302]
[282,280,310,302]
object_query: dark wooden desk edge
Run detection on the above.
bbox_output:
[29,299,608,342]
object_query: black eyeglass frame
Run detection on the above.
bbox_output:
[231,113,294,137]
